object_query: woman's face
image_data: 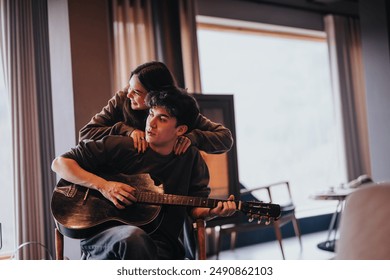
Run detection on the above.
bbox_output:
[127,75,148,110]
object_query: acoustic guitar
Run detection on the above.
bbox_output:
[51,173,281,239]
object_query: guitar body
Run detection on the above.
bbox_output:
[51,174,164,239]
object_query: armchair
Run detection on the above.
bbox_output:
[335,182,390,259]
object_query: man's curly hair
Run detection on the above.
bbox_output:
[145,87,200,131]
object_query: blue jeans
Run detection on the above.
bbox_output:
[80,225,160,260]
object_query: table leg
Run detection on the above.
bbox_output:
[317,200,343,252]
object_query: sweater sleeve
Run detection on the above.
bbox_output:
[188,148,211,198]
[185,114,234,154]
[62,136,135,173]
[78,91,137,142]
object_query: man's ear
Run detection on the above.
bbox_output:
[176,125,188,136]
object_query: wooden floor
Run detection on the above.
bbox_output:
[207,230,335,260]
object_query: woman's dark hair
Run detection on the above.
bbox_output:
[131,61,177,92]
[146,87,199,131]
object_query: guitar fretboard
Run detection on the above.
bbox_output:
[136,191,236,209]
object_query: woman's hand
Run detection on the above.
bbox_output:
[130,129,148,153]
[174,136,191,155]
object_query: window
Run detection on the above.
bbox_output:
[0,53,15,257]
[197,18,347,217]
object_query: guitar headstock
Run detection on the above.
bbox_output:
[239,201,281,224]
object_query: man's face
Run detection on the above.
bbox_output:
[145,106,186,153]
[127,75,148,110]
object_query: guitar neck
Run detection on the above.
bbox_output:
[136,192,240,209]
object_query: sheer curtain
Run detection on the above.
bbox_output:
[111,0,156,90]
[325,15,371,180]
[0,0,8,90]
[1,0,55,259]
[110,0,201,92]
[179,0,201,92]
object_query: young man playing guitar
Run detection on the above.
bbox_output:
[51,87,237,259]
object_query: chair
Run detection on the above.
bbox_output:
[215,181,302,259]
[55,218,207,260]
[335,182,390,259]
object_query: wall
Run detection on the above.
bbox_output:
[49,0,113,146]
[48,0,78,259]
[48,0,113,259]
[67,0,113,134]
[359,0,390,182]
[196,0,325,31]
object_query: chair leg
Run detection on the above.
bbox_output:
[215,226,222,260]
[273,222,285,260]
[195,219,206,260]
[216,228,237,260]
[55,228,64,260]
[291,216,303,250]
[230,230,237,250]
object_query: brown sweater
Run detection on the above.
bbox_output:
[79,91,233,154]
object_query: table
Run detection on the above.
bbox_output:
[310,187,355,252]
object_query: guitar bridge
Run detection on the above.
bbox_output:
[55,184,77,198]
